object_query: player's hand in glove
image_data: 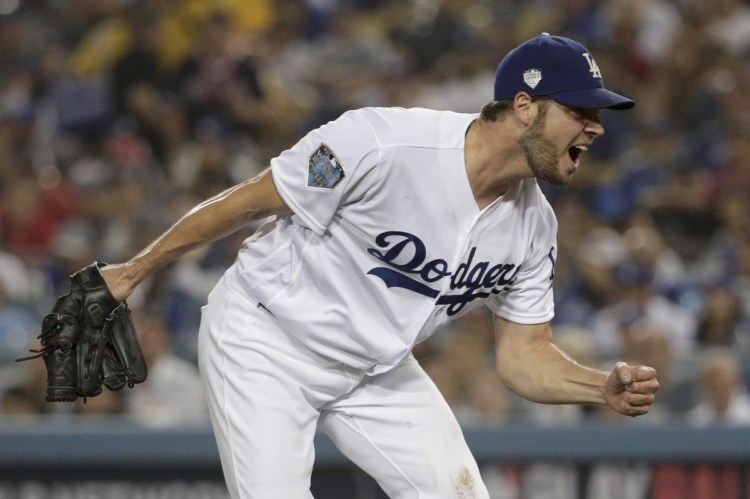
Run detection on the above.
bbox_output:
[18,262,147,402]
[604,362,659,417]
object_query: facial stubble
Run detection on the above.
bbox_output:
[518,103,573,187]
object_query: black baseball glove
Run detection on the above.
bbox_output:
[18,262,147,401]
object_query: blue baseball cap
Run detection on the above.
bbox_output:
[494,33,635,110]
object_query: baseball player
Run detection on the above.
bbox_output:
[100,34,660,498]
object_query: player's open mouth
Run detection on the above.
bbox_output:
[568,144,588,166]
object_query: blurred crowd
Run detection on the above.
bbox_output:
[2,0,750,438]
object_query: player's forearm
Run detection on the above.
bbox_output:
[103,171,289,299]
[497,336,608,405]
[139,190,250,262]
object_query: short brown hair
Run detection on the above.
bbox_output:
[479,100,513,121]
[479,96,552,122]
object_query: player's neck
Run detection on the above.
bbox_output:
[464,117,531,209]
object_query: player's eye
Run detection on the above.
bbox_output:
[562,105,584,119]
[571,107,601,122]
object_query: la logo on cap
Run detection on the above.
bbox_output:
[582,53,602,79]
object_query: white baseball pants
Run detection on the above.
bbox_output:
[197,278,489,498]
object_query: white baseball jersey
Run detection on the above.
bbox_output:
[223,107,557,375]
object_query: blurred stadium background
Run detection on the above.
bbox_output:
[2,0,750,497]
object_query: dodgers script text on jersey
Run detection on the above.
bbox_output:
[367,231,527,316]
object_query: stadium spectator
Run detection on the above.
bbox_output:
[687,347,750,426]
[125,310,209,427]
[588,259,697,361]
[173,11,271,137]
[0,281,39,366]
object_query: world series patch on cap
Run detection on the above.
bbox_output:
[493,33,635,110]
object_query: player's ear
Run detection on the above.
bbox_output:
[513,92,535,126]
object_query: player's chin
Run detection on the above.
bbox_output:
[559,160,579,184]
[531,158,576,186]
[563,168,578,184]
[545,167,576,187]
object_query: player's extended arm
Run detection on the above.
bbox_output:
[493,315,659,416]
[100,168,291,301]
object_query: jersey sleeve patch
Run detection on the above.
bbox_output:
[307,143,345,189]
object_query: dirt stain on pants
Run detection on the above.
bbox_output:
[454,466,477,498]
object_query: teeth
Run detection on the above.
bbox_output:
[574,145,588,151]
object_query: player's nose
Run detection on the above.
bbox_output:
[585,117,605,137]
